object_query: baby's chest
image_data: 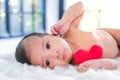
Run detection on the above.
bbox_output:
[66,34,97,53]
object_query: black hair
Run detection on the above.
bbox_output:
[15,32,49,65]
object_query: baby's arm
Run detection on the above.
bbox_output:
[51,2,84,35]
[77,59,117,72]
[61,2,84,27]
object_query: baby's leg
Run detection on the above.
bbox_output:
[77,59,117,72]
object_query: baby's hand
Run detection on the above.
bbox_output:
[77,59,102,72]
[51,19,70,35]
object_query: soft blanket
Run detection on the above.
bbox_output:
[0,38,120,80]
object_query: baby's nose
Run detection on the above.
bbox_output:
[53,49,62,59]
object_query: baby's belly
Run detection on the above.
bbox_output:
[92,30,118,58]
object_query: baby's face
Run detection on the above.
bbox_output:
[25,35,72,69]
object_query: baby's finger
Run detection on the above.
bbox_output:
[51,27,59,35]
[77,66,88,72]
[59,29,65,34]
[59,29,63,34]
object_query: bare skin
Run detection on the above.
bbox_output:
[51,2,120,72]
[25,2,120,72]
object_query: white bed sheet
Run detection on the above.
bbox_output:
[0,38,120,80]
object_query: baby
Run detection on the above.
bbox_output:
[15,2,120,72]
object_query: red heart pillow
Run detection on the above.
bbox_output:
[74,45,103,64]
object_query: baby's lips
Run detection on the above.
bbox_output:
[63,50,66,60]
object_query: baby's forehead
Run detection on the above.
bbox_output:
[24,35,57,45]
[24,36,43,55]
[22,36,41,47]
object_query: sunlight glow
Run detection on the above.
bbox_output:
[80,0,120,30]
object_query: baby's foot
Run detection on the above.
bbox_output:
[77,59,102,72]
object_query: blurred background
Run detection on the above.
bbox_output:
[0,0,120,54]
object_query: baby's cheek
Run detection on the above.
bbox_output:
[56,60,68,68]
[50,59,63,69]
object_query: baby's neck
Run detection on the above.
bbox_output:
[69,57,76,65]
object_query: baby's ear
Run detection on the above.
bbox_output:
[57,34,63,38]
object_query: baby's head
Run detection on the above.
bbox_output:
[15,33,72,69]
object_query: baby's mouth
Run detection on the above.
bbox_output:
[62,49,66,60]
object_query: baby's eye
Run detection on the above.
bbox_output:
[46,59,50,66]
[46,42,50,49]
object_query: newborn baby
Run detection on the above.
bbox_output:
[15,2,120,72]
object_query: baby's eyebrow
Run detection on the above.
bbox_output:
[41,40,45,50]
[42,40,43,46]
